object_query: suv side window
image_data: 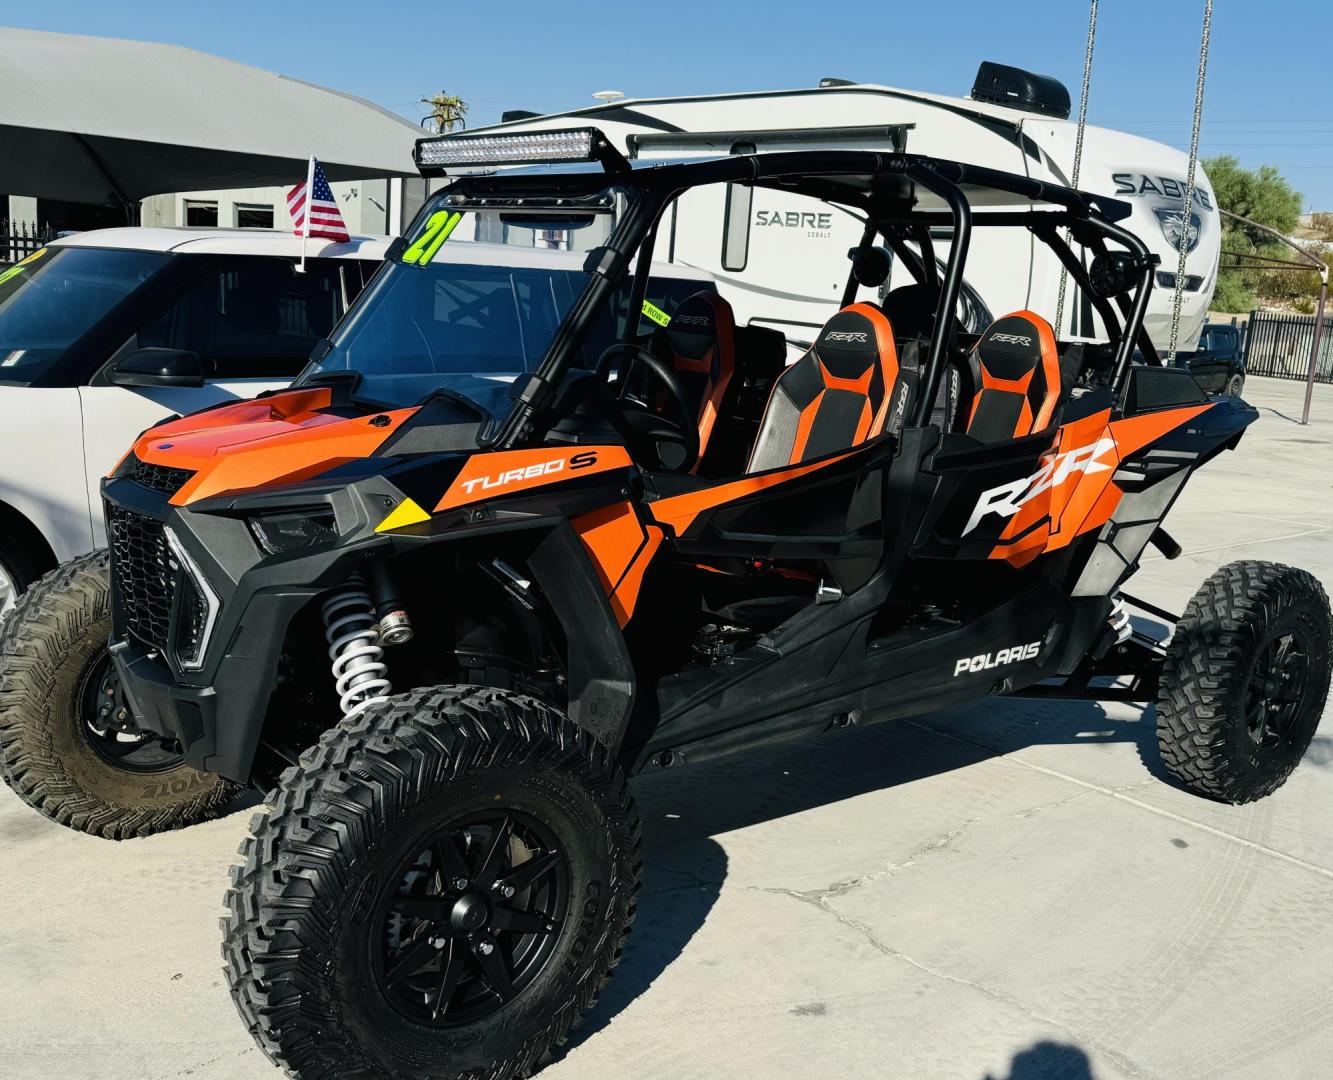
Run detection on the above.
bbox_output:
[131,258,364,379]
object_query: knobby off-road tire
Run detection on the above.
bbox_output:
[223,686,642,1080]
[0,551,239,838]
[1157,560,1332,804]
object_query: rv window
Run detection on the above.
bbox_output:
[721,183,752,272]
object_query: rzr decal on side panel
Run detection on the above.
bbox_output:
[979,402,1214,565]
[434,446,632,512]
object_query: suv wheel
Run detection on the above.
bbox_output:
[1157,561,1332,803]
[224,686,641,1080]
[1226,372,1245,396]
[0,551,240,838]
[0,533,39,619]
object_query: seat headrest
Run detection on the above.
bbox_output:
[975,311,1056,379]
[665,292,732,362]
[814,304,894,379]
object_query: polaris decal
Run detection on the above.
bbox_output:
[962,436,1116,536]
[953,640,1041,677]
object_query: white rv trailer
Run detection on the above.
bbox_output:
[467,64,1219,353]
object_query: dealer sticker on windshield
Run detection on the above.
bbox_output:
[641,300,671,327]
[401,211,464,266]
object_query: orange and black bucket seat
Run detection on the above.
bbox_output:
[964,310,1063,442]
[747,303,903,472]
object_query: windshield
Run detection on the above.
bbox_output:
[0,246,170,384]
[298,185,629,423]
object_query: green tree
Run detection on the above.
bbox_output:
[1204,155,1306,312]
[420,93,468,134]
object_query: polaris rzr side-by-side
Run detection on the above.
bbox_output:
[1,128,1328,1080]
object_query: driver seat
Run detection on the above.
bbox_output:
[747,303,904,473]
[653,291,737,468]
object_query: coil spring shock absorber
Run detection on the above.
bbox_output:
[322,576,391,718]
[1108,594,1132,644]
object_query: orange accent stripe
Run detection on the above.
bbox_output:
[572,502,663,627]
[789,389,825,463]
[651,446,861,536]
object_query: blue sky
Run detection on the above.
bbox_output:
[11,0,1333,208]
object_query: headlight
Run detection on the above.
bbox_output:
[248,509,338,555]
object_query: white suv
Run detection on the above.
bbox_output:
[0,228,389,613]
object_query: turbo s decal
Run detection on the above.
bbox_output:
[434,446,632,512]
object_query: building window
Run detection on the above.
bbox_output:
[184,201,218,227]
[235,204,275,229]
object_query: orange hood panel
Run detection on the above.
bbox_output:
[124,388,415,505]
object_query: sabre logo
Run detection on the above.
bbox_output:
[953,640,1042,677]
[756,210,834,230]
[990,332,1033,346]
[961,436,1116,536]
[824,330,869,344]
[459,451,597,495]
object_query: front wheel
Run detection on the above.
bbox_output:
[223,686,641,1080]
[0,551,239,838]
[1157,560,1332,803]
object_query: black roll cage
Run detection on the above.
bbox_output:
[424,149,1159,448]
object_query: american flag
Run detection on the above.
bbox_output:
[288,159,349,242]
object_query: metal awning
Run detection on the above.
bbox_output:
[0,27,420,209]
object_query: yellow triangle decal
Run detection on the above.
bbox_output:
[375,497,431,533]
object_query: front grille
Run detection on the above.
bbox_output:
[130,455,195,497]
[106,504,176,650]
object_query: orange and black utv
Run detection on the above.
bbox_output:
[2,130,1329,1080]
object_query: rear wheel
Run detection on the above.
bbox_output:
[223,686,641,1080]
[0,551,239,838]
[1225,372,1245,397]
[1157,561,1332,803]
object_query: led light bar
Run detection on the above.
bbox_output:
[415,127,603,171]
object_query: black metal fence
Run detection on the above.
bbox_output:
[1,219,53,263]
[1243,308,1333,383]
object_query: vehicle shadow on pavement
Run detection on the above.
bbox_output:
[563,698,1164,1052]
[983,1039,1096,1080]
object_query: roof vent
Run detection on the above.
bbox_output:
[501,109,542,123]
[970,62,1071,119]
[818,77,856,88]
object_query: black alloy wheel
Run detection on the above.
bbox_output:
[1243,630,1311,753]
[375,810,570,1025]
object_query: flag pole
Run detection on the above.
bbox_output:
[298,154,315,273]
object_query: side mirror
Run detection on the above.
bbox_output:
[1088,251,1141,299]
[108,348,206,389]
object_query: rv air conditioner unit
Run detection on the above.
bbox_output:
[970,61,1071,120]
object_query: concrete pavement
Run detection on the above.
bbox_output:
[3,377,1332,1080]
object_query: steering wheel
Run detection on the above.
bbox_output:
[598,343,700,472]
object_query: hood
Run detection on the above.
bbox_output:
[125,387,415,506]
